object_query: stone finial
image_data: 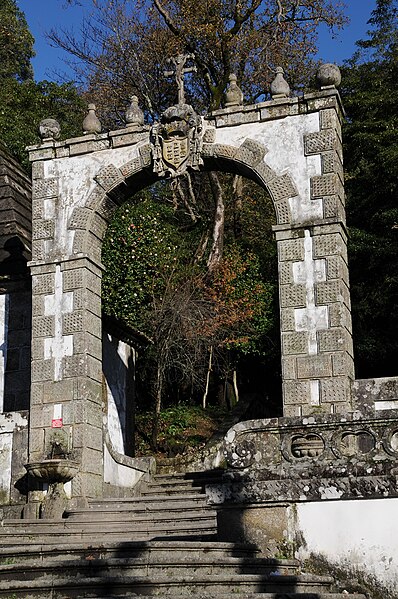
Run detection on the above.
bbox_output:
[270,67,290,99]
[224,74,243,107]
[125,95,144,127]
[316,63,341,89]
[83,104,102,134]
[39,118,61,141]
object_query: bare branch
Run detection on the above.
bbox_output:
[153,0,181,37]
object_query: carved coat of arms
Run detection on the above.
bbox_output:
[150,103,203,178]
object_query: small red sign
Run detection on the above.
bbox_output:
[51,418,63,428]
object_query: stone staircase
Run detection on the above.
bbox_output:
[0,471,367,598]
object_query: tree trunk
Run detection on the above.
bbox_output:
[202,345,213,409]
[151,363,163,451]
[232,174,243,239]
[207,172,225,272]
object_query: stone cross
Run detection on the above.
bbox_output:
[293,230,329,356]
[44,265,74,381]
[164,53,197,104]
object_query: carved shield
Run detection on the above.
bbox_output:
[162,137,189,170]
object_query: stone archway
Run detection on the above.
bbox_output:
[69,139,296,258]
[27,87,354,501]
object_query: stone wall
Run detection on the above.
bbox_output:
[0,143,31,268]
[0,145,32,514]
[0,144,32,414]
[0,411,29,517]
[206,406,398,596]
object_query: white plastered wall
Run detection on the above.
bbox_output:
[43,112,322,260]
[296,498,398,593]
[0,412,28,503]
[215,113,322,223]
[103,333,133,455]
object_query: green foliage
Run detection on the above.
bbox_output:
[0,1,85,170]
[0,0,34,81]
[0,79,85,170]
[355,0,398,60]
[102,183,278,413]
[341,0,398,376]
[135,404,226,457]
[102,195,188,330]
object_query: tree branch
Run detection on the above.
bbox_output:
[153,0,181,37]
[207,172,225,272]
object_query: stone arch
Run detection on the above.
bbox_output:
[69,139,297,257]
[26,91,357,504]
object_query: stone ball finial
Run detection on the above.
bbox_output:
[39,118,61,141]
[83,103,102,134]
[125,95,144,127]
[270,67,290,99]
[316,63,341,89]
[225,73,244,107]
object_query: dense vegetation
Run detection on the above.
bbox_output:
[0,0,84,170]
[102,178,280,449]
[341,0,398,377]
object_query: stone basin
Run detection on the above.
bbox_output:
[25,459,79,484]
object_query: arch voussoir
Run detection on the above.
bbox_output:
[234,138,267,167]
[201,140,295,226]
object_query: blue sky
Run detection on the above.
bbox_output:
[17,0,377,82]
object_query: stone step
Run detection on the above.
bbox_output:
[0,572,336,598]
[0,519,218,545]
[0,535,220,548]
[67,498,210,520]
[0,555,301,582]
[0,469,366,599]
[88,492,207,509]
[66,504,211,522]
[0,540,266,564]
[76,595,366,599]
[141,483,203,496]
[3,510,216,529]
[150,476,224,488]
[155,469,224,478]
[152,470,224,484]
[47,514,216,528]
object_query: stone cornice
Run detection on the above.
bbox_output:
[27,89,343,163]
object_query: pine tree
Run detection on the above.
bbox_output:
[341,0,398,377]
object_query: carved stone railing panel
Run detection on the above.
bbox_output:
[223,414,398,472]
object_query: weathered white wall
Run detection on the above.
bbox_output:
[0,412,28,504]
[0,293,9,413]
[44,144,141,257]
[103,333,134,455]
[215,113,322,223]
[296,498,398,593]
[103,443,143,488]
[42,111,321,258]
[0,432,12,503]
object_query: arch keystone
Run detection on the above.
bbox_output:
[139,143,152,168]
